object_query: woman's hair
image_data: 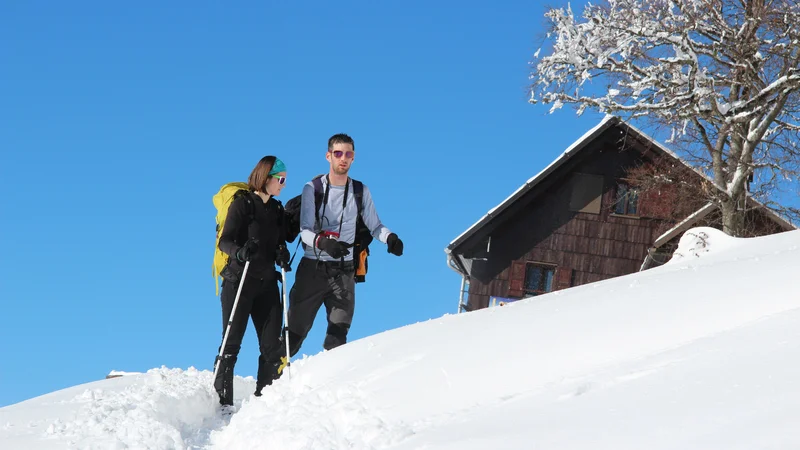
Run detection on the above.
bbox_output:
[248,156,277,193]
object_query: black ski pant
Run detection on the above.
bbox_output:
[282,257,356,358]
[215,273,282,400]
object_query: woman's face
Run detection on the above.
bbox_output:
[266,171,287,196]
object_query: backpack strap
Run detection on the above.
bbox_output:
[352,179,364,218]
[238,192,256,259]
[274,198,286,243]
[298,175,327,254]
[245,194,255,223]
[350,179,370,283]
[234,189,256,227]
[311,175,325,230]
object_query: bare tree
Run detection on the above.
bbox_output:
[623,154,711,222]
[529,0,800,235]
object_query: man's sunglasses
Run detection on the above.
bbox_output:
[271,176,286,185]
[330,150,354,159]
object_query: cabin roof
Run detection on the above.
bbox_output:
[446,115,795,260]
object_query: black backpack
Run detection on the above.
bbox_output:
[284,175,373,282]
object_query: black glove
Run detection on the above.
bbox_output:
[317,235,353,259]
[387,233,403,256]
[276,244,292,272]
[235,238,259,262]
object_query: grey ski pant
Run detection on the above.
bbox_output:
[286,257,356,356]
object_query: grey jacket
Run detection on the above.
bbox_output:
[299,177,391,261]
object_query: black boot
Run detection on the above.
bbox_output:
[323,323,349,351]
[254,356,285,396]
[214,354,237,406]
[254,354,270,396]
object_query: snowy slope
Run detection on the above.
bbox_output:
[2,227,800,449]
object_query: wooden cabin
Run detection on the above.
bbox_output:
[446,116,795,312]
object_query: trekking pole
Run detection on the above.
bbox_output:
[281,266,291,378]
[213,260,250,382]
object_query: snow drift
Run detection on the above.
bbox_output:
[3,226,800,449]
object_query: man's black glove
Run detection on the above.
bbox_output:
[235,238,259,262]
[317,235,353,259]
[387,233,403,256]
[276,244,292,272]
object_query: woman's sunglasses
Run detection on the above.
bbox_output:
[331,150,354,159]
[271,176,286,185]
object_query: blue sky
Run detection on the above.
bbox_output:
[0,0,615,407]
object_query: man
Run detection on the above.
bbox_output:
[270,133,403,370]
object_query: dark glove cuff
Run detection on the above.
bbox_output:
[315,233,326,249]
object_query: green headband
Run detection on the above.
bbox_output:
[269,158,286,176]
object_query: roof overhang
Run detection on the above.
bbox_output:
[653,202,717,249]
[653,198,796,249]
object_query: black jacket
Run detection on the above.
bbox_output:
[218,191,285,281]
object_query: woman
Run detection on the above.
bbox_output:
[214,155,291,406]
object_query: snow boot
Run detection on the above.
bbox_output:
[254,356,288,396]
[323,322,349,350]
[214,354,237,406]
[219,404,236,418]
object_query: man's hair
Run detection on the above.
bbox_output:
[328,133,355,151]
[248,155,277,193]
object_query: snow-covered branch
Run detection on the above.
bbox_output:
[529,0,800,235]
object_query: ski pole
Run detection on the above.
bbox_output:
[281,266,291,378]
[213,260,250,382]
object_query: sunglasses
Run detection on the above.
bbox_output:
[271,176,286,185]
[330,150,354,159]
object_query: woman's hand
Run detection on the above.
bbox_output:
[236,238,259,262]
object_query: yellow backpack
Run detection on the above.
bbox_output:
[212,182,252,295]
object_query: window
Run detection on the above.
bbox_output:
[614,183,639,215]
[569,173,604,214]
[524,263,555,296]
[508,261,569,298]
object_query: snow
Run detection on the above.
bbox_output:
[4,227,800,449]
[106,370,143,377]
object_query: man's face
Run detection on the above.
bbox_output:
[327,142,355,175]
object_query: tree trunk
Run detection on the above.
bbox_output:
[720,197,745,237]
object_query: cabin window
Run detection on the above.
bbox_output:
[569,173,604,214]
[524,263,555,296]
[614,183,639,215]
[509,261,569,298]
